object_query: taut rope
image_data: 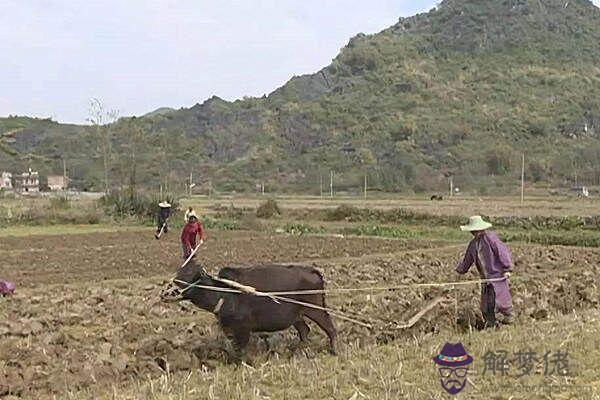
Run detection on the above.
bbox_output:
[170,276,511,329]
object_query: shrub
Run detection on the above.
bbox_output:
[50,208,103,225]
[49,195,71,210]
[256,199,281,219]
[0,189,16,199]
[202,216,240,231]
[340,225,420,239]
[86,211,101,224]
[283,222,324,235]
[238,214,264,231]
[501,231,600,248]
[99,189,179,219]
[325,205,362,221]
[214,203,246,219]
[0,203,104,226]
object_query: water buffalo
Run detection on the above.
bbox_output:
[162,262,337,357]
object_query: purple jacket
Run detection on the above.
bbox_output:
[456,231,513,279]
[0,280,15,296]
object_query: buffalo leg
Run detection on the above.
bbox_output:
[304,310,337,355]
[293,319,310,342]
[233,329,250,349]
[230,329,250,362]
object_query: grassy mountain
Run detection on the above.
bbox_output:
[142,107,176,118]
[2,0,600,194]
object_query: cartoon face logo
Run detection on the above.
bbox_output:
[432,342,473,395]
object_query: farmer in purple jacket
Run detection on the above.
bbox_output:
[456,216,514,328]
[0,279,15,296]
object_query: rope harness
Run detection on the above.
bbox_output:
[166,242,511,330]
[167,274,511,330]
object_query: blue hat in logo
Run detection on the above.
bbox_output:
[432,342,473,367]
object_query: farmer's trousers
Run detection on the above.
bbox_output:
[481,281,514,327]
[157,216,168,232]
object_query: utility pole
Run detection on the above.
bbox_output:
[521,153,525,205]
[330,170,334,198]
[364,173,367,200]
[320,174,323,198]
[62,157,67,190]
[449,176,454,198]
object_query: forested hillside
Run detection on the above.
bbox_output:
[2,0,599,194]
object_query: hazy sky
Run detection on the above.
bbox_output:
[1,0,598,124]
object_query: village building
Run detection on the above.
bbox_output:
[47,175,68,191]
[14,168,39,193]
[0,172,12,190]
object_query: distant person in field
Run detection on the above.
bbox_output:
[155,201,172,239]
[0,279,15,296]
[456,216,514,328]
[181,210,206,259]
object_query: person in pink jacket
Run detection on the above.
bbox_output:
[456,216,514,328]
[180,210,206,259]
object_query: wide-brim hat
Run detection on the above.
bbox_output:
[460,215,492,232]
[433,342,473,367]
[187,210,198,220]
[159,201,171,208]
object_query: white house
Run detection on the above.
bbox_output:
[0,172,12,190]
[15,168,39,193]
[47,175,68,191]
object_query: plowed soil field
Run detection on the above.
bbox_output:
[1,229,599,398]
